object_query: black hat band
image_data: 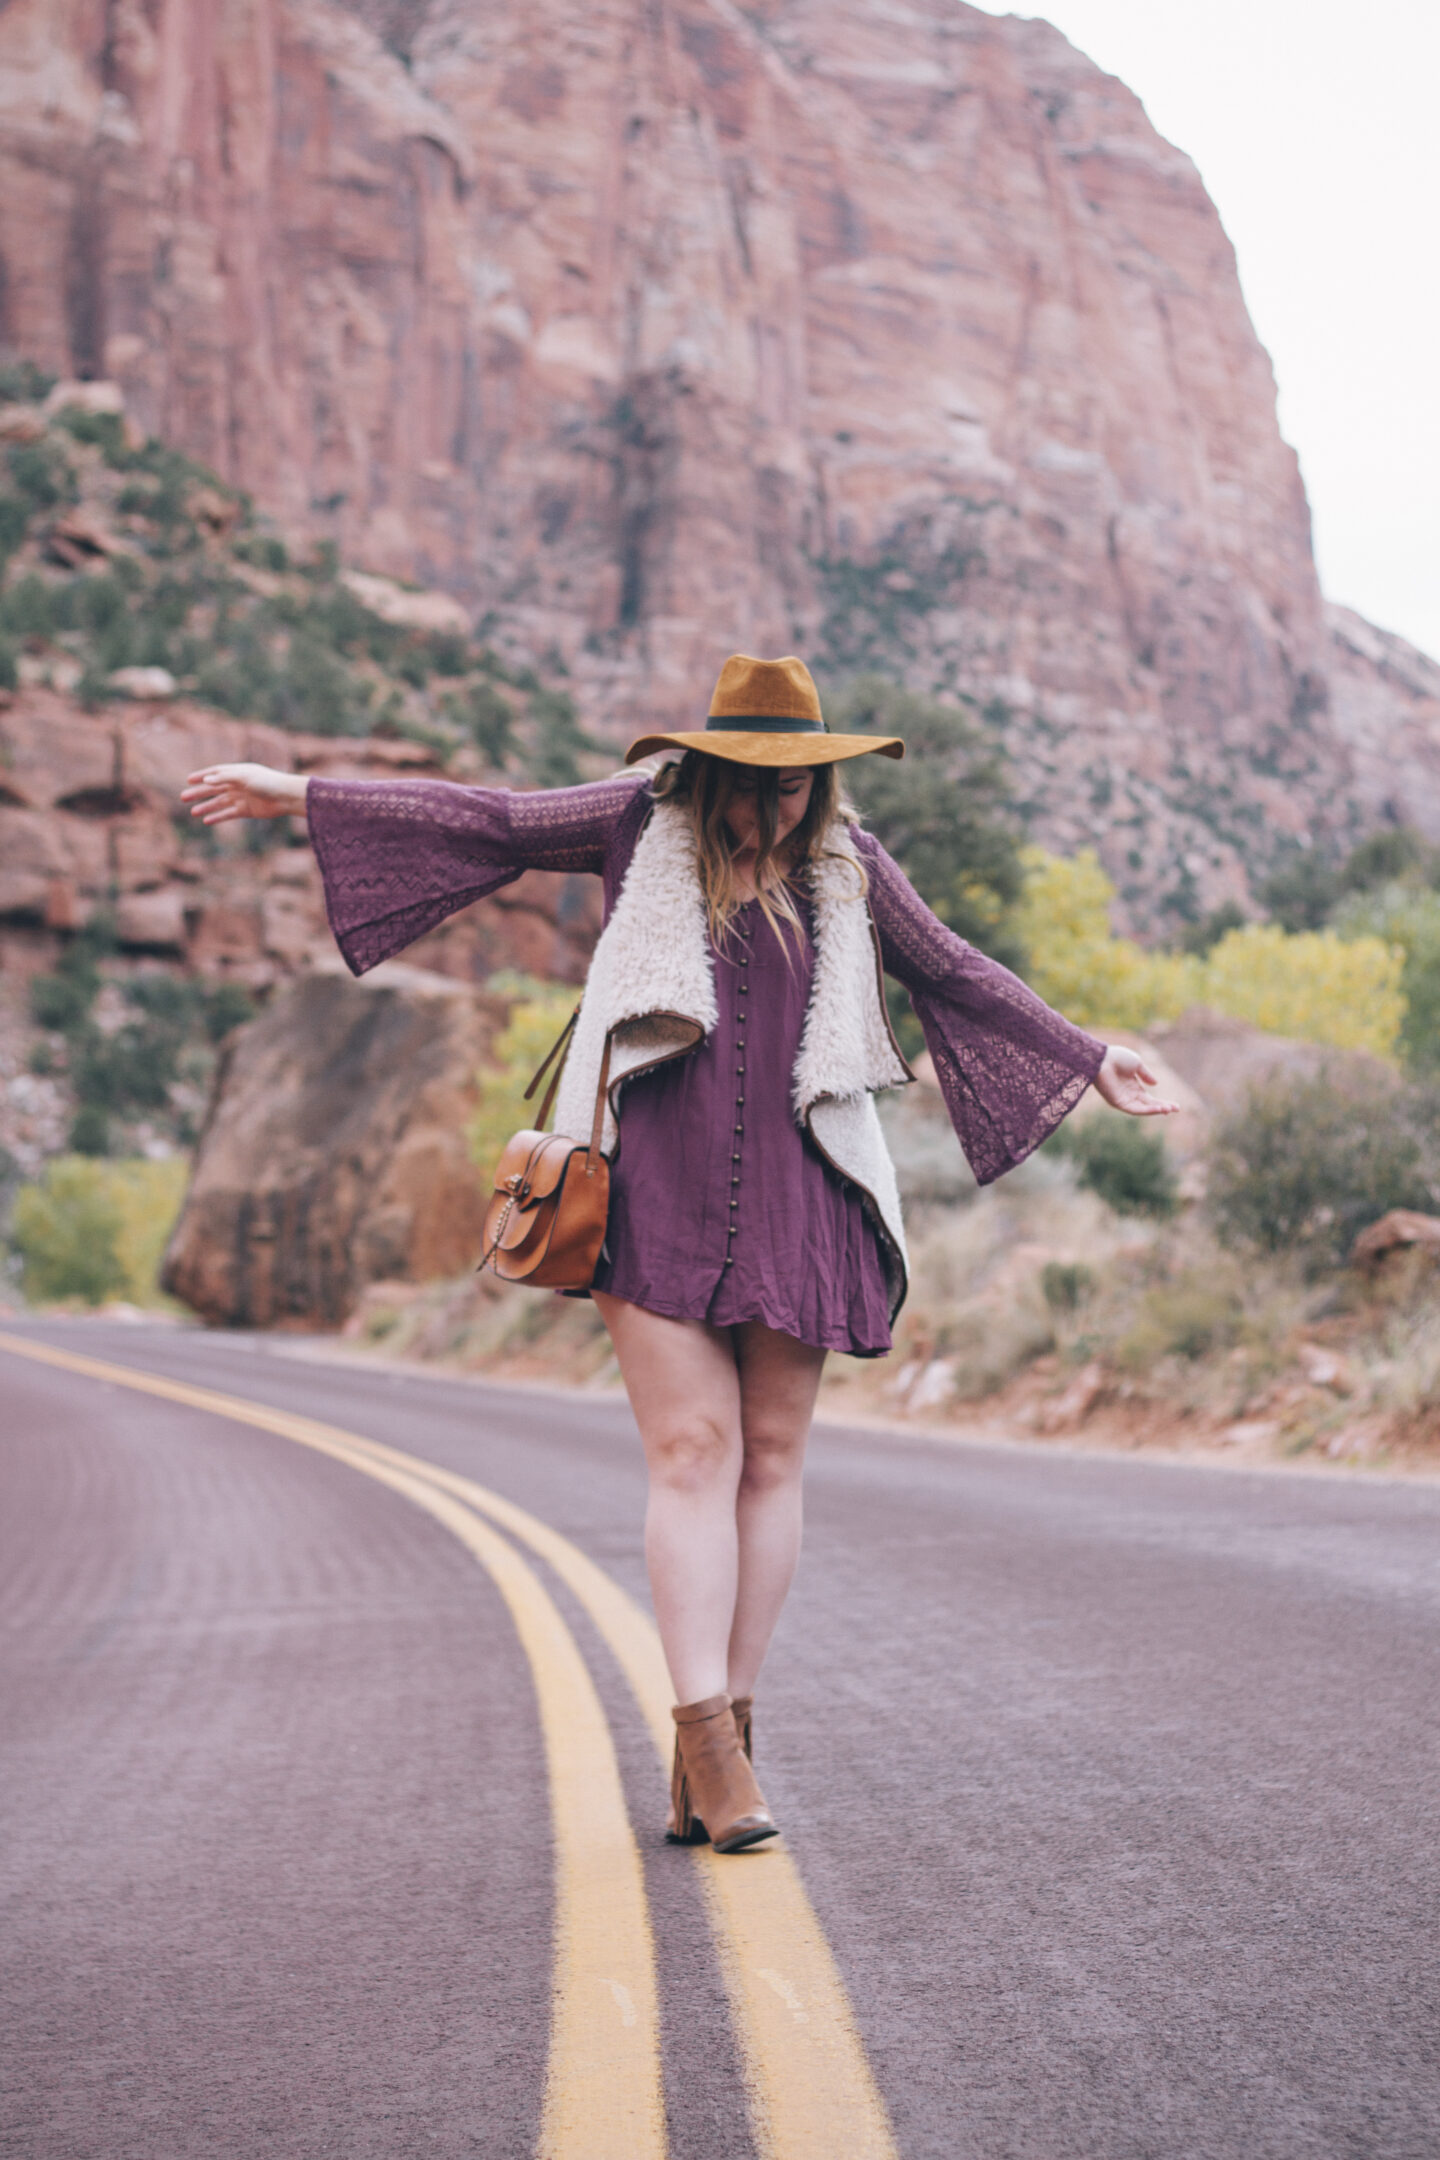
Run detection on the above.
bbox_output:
[705,714,825,732]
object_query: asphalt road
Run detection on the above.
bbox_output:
[2,1318,1438,2159]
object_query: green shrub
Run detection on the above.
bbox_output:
[72,571,130,636]
[1341,826,1434,894]
[0,635,17,691]
[0,572,57,639]
[204,983,256,1041]
[1042,1260,1095,1312]
[236,534,289,572]
[0,492,29,563]
[1260,849,1342,933]
[6,437,75,509]
[1177,900,1247,957]
[112,442,205,531]
[10,1154,188,1304]
[1207,1067,1439,1271]
[528,687,600,787]
[55,406,128,464]
[1047,1112,1179,1218]
[71,1020,176,1113]
[426,633,471,678]
[1118,1276,1243,1368]
[268,631,365,734]
[194,635,278,719]
[68,1103,111,1155]
[0,359,56,404]
[29,963,97,1034]
[447,679,515,766]
[12,1157,126,1302]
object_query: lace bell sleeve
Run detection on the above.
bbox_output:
[307,773,645,976]
[857,830,1106,1185]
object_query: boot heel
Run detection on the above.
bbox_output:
[669,1693,777,1854]
[665,1733,709,1844]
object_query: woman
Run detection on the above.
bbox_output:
[183,653,1175,1854]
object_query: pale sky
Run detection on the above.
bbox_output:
[971,0,1440,659]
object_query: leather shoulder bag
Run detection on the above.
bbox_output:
[479,1009,612,1290]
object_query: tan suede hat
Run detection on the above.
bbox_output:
[624,653,904,767]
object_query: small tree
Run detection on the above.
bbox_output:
[1207,1068,1438,1271]
[1333,884,1440,1076]
[829,677,1025,963]
[1047,1112,1179,1218]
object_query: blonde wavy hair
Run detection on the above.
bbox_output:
[650,751,865,949]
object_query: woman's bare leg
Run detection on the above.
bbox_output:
[594,1295,825,1705]
[593,1293,744,1703]
[728,1321,826,1698]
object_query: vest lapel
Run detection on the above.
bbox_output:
[551,801,714,1151]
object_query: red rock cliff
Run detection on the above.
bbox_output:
[3,0,1437,924]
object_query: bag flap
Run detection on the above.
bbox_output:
[491,1130,578,1205]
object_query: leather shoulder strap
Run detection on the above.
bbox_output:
[524,1006,578,1132]
[522,1000,614,1158]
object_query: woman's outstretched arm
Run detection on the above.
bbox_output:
[856,828,1175,1185]
[180,761,646,975]
[181,763,309,822]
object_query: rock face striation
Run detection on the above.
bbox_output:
[2,0,1438,925]
[161,962,501,1325]
[0,691,599,994]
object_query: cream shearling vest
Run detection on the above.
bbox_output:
[551,800,913,1314]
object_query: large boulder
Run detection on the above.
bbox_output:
[1150,1006,1399,1113]
[162,963,505,1327]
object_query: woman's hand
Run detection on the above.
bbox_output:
[1094,1044,1180,1117]
[180,763,309,824]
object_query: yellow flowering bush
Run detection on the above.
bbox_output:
[1012,850,1200,1029]
[467,978,580,1175]
[1015,849,1405,1057]
[1199,922,1405,1055]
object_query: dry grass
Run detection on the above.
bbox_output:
[344,1270,616,1386]
[335,1142,1440,1473]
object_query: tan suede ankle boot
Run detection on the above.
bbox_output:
[666,1694,776,1853]
[667,1696,755,1841]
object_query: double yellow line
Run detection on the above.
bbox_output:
[0,1333,898,2160]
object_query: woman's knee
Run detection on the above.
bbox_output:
[646,1411,739,1494]
[738,1418,807,1496]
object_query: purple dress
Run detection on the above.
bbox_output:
[307,773,1106,1356]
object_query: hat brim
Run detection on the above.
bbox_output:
[624,730,904,767]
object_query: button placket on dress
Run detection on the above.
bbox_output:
[726,934,749,1267]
